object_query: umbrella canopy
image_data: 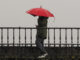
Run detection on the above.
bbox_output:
[26,7,54,17]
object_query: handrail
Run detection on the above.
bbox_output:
[0,27,80,47]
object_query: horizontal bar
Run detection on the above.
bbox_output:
[0,27,80,29]
[0,43,80,45]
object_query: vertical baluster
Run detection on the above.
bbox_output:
[18,27,21,56]
[59,28,61,47]
[77,29,79,47]
[0,28,1,46]
[48,28,50,47]
[7,28,9,46]
[19,27,21,46]
[71,29,73,47]
[54,28,55,47]
[65,29,68,57]
[71,28,73,56]
[30,29,32,47]
[13,28,15,47]
[65,29,67,47]
[77,29,79,56]
[25,28,26,47]
[1,28,3,46]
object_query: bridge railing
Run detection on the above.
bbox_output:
[0,27,80,47]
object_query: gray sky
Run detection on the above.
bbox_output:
[0,0,80,27]
[0,0,80,45]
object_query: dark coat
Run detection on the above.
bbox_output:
[36,16,48,39]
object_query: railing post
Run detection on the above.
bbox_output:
[13,28,15,47]
[1,28,3,47]
[77,29,79,47]
[54,28,55,47]
[7,28,9,46]
[59,28,61,47]
[65,29,67,47]
[71,28,73,57]
[65,28,68,57]
[19,27,21,47]
[48,28,50,47]
[30,28,32,47]
[71,28,73,47]
[25,28,27,47]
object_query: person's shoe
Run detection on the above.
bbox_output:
[37,52,48,58]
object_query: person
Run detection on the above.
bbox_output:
[35,16,49,58]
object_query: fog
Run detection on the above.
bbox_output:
[0,0,80,45]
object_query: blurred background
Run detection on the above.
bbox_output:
[0,0,80,45]
[0,0,80,27]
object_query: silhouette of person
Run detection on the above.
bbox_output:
[35,16,49,58]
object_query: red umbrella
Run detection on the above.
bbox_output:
[26,7,54,17]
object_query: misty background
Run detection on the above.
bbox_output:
[0,0,80,27]
[0,0,80,46]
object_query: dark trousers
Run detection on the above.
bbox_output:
[35,36,47,53]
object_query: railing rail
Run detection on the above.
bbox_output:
[0,27,80,47]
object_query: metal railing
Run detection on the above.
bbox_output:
[0,27,80,47]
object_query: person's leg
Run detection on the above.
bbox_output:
[35,36,48,58]
[35,37,46,53]
[41,40,44,47]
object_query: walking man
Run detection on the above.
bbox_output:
[26,7,54,58]
[35,16,49,58]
